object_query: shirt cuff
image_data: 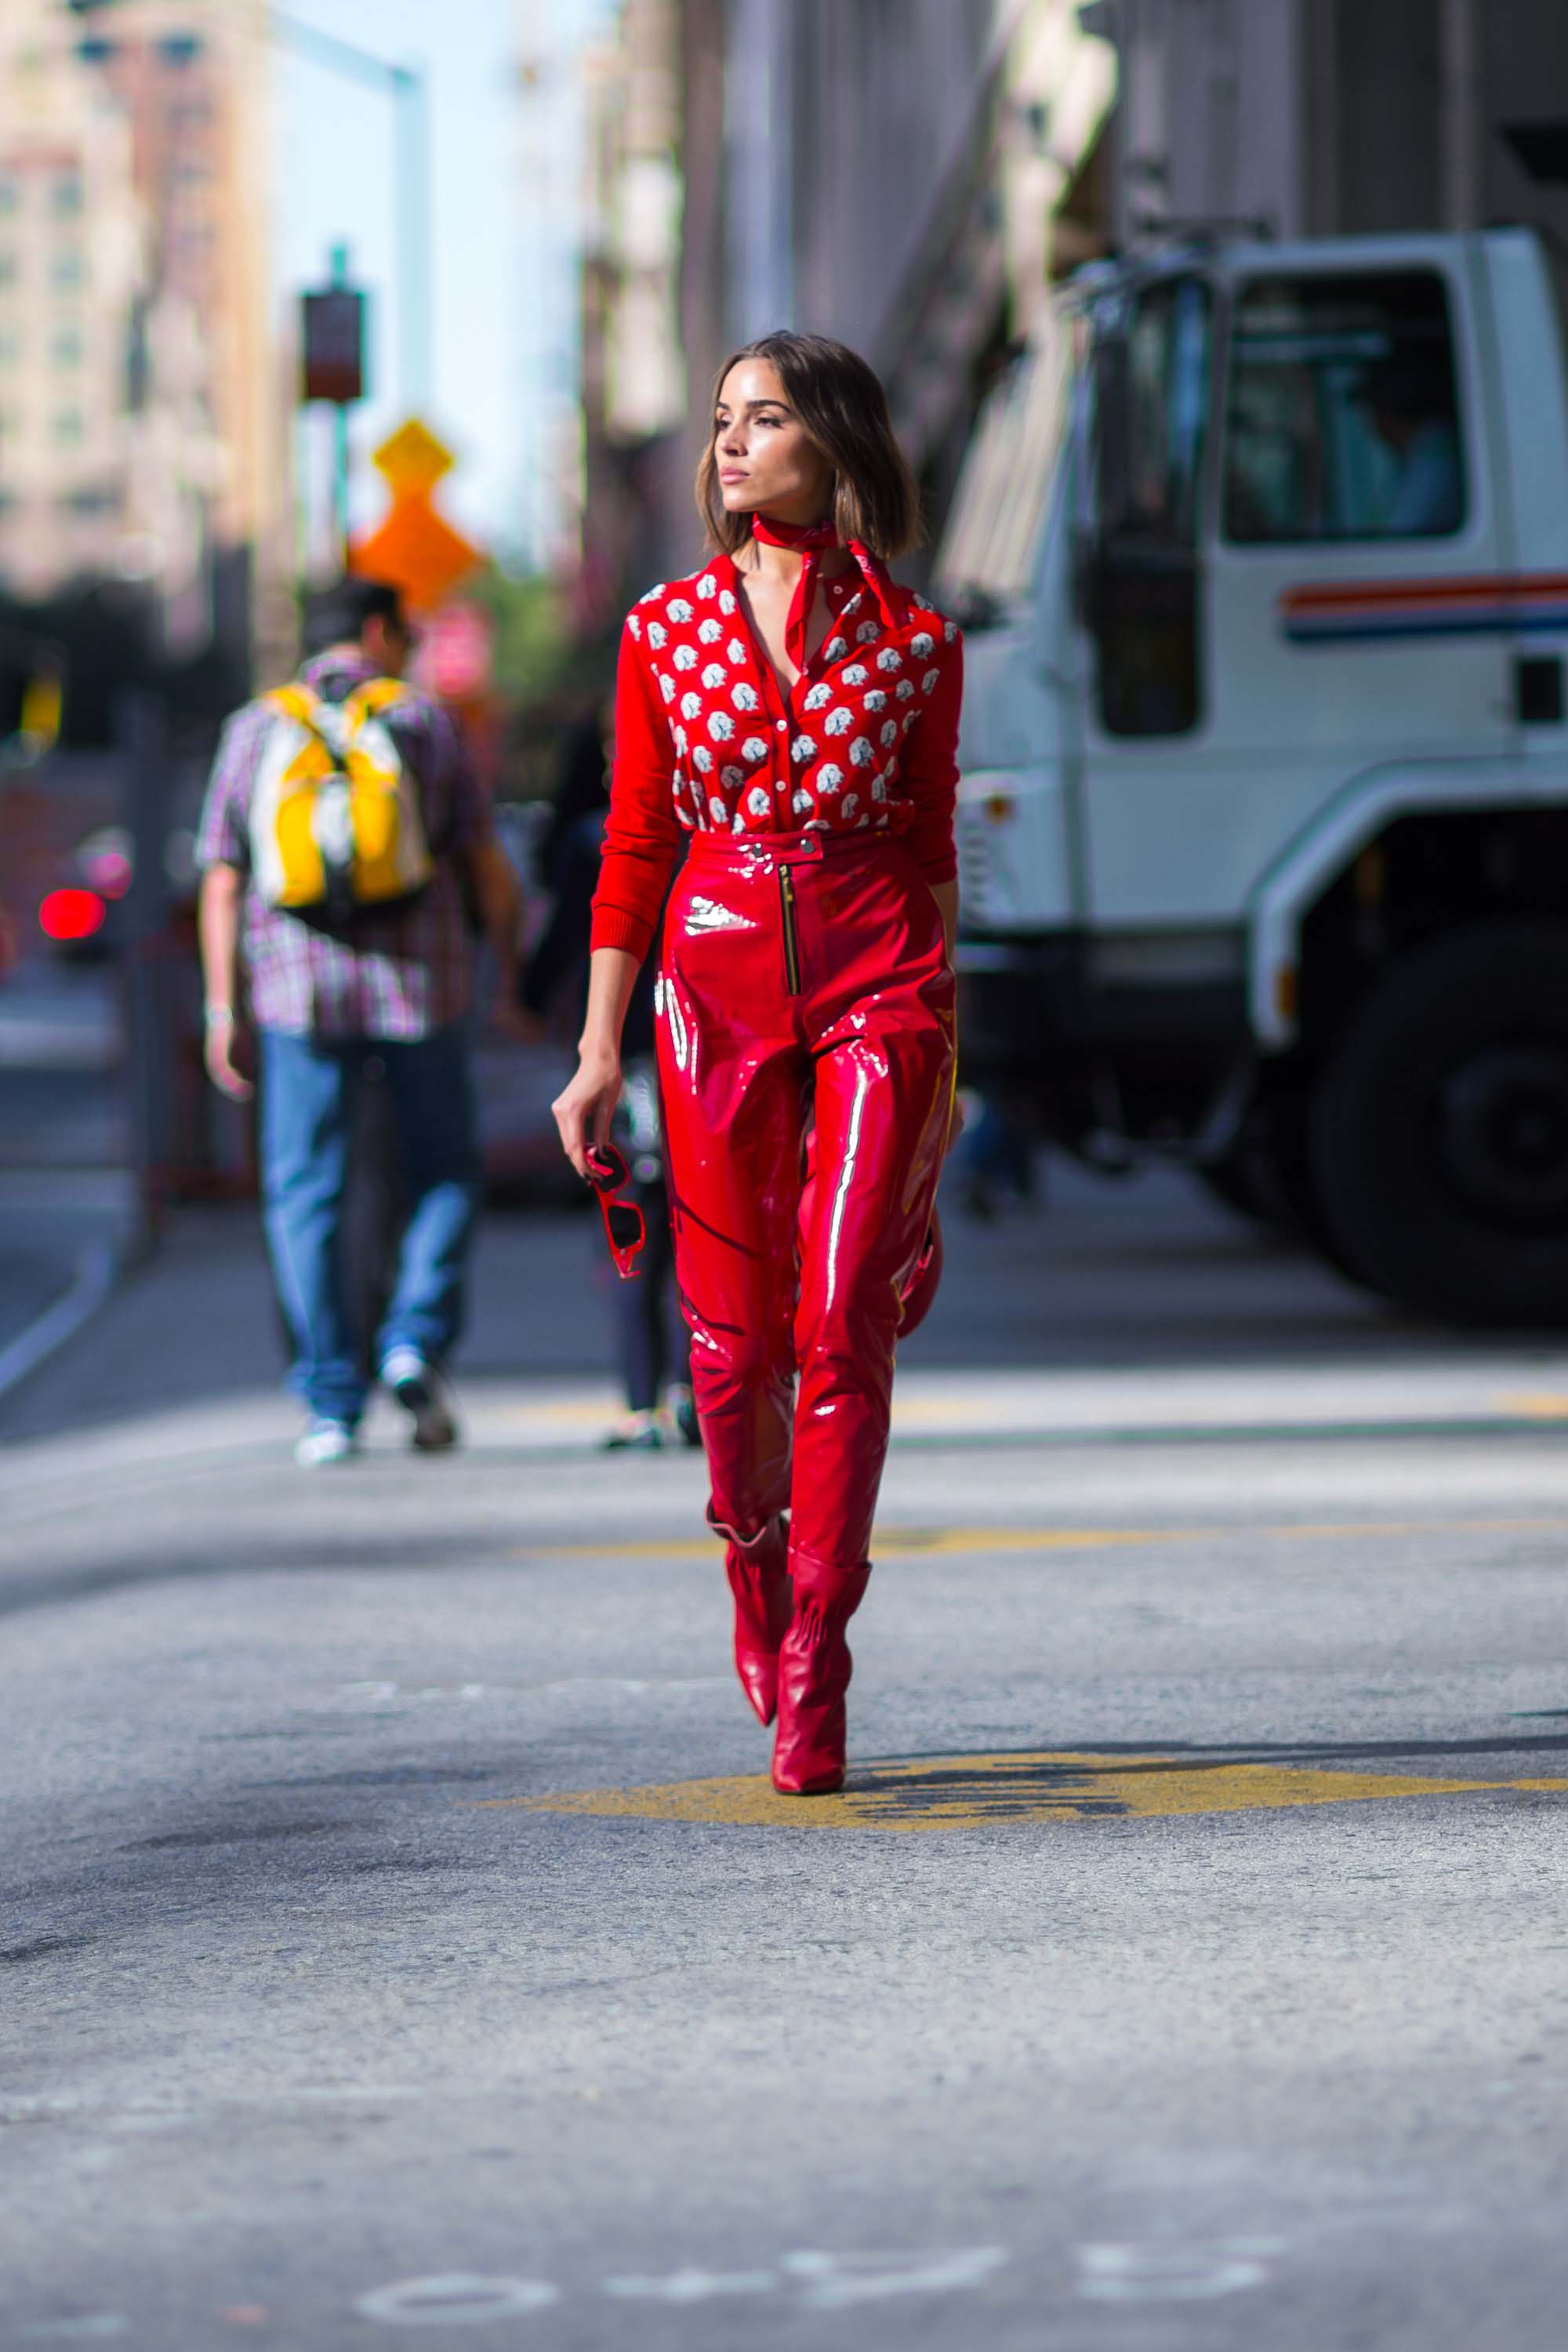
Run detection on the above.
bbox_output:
[588,904,655,960]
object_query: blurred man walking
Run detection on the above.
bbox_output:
[195,576,521,1465]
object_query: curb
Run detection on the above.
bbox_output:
[0,1243,121,1403]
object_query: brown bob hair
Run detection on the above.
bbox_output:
[695,330,922,561]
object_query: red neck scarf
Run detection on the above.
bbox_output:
[751,513,897,669]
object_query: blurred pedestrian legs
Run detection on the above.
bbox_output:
[956,1086,1040,1223]
[602,1056,699,1450]
[520,710,696,1452]
[260,1028,478,1443]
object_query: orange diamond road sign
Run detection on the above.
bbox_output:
[350,414,481,612]
[354,499,481,612]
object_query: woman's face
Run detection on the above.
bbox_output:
[713,358,833,524]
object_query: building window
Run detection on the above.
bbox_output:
[1223,270,1465,543]
[52,326,83,368]
[51,174,84,218]
[59,484,120,517]
[0,328,18,366]
[51,247,85,293]
[0,252,16,287]
[53,407,84,447]
[0,177,19,216]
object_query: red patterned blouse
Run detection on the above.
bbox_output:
[588,545,964,960]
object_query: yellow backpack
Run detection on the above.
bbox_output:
[249,678,434,924]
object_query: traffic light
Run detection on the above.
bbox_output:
[301,286,366,405]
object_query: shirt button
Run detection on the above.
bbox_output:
[776,720,786,732]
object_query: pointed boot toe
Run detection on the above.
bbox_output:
[735,1650,780,1729]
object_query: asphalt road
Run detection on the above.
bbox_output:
[3,1165,1567,2350]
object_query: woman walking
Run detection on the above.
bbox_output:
[553,331,962,1795]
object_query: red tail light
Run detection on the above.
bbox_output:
[38,887,107,942]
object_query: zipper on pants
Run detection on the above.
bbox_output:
[778,862,803,996]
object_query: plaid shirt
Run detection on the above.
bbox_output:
[194,652,488,1040]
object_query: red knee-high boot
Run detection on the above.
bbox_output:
[711,1511,793,1726]
[771,1551,872,1796]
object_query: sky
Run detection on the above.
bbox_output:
[270,0,617,568]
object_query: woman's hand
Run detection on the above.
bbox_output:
[556,947,643,1174]
[553,1043,622,1178]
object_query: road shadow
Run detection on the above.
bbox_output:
[866,1731,1568,1779]
[814,1733,1568,1825]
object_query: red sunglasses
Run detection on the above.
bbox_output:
[584,1142,646,1279]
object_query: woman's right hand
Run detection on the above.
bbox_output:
[552,1042,622,1178]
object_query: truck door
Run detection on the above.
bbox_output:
[1080,252,1512,926]
[1075,271,1219,927]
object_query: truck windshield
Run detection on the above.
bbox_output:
[933,330,1074,615]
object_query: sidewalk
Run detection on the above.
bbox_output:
[0,1168,136,1391]
[6,1159,1568,1466]
[0,962,132,1378]
[0,960,122,1073]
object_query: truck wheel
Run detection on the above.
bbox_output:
[1308,920,1568,1325]
[1196,1115,1380,1287]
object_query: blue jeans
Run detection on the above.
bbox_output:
[259,1025,480,1425]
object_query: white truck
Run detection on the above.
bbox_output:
[938,226,1568,1325]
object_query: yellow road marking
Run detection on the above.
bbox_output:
[477,1751,1568,1835]
[515,1516,1568,1565]
[503,1389,1568,1428]
[884,1396,991,1425]
[519,1401,622,1425]
[1496,1392,1568,1419]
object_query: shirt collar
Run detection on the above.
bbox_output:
[299,648,381,696]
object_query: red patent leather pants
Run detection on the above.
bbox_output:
[656,829,956,1581]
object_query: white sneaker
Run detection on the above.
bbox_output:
[380,1348,459,1451]
[663,1381,702,1449]
[604,1407,663,1451]
[296,1417,358,1468]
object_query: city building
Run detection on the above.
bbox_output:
[1091,0,1568,256]
[0,0,288,687]
[574,0,685,630]
[568,0,1117,615]
[0,0,143,605]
